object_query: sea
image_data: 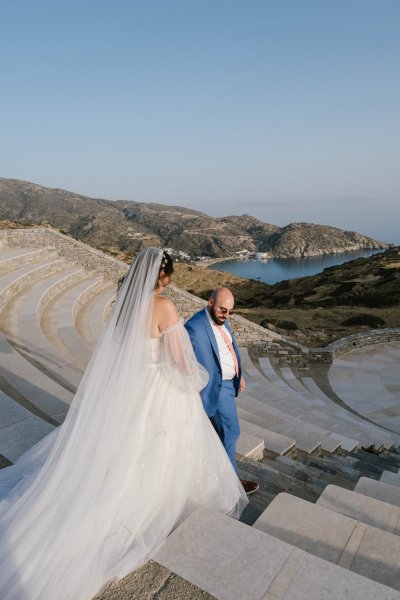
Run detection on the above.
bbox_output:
[209,249,383,285]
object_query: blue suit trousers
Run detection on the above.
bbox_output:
[209,379,240,473]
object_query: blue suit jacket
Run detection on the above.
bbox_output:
[185,308,242,417]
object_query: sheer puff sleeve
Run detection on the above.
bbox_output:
[159,320,209,394]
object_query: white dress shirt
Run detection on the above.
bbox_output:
[205,308,236,380]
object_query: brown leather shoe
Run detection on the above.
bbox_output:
[240,479,260,495]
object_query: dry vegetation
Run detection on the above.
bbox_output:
[172,254,400,347]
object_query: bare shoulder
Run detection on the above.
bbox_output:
[154,295,177,313]
[153,296,179,331]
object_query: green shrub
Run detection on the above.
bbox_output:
[275,319,298,330]
[340,314,385,328]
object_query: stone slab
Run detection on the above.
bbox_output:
[236,430,264,461]
[239,418,296,456]
[381,471,400,487]
[254,492,400,590]
[0,334,72,422]
[317,484,400,535]
[355,477,400,507]
[153,507,400,600]
[0,390,54,461]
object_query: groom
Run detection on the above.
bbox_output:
[185,288,259,495]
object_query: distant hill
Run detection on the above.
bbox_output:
[0,178,389,259]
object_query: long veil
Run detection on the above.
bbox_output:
[0,247,165,598]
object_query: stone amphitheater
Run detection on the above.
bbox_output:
[1,227,400,599]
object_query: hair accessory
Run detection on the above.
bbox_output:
[160,252,168,269]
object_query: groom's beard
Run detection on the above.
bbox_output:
[209,306,226,326]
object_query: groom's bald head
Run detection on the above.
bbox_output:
[207,287,235,326]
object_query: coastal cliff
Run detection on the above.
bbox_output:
[0,178,389,259]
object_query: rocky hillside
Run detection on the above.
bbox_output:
[260,246,400,310]
[267,222,386,258]
[174,246,400,345]
[0,178,389,258]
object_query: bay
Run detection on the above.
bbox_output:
[209,249,383,285]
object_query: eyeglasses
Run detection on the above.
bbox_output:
[217,306,234,316]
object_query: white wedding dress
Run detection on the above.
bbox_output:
[0,248,247,600]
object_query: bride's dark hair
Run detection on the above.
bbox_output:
[117,250,173,294]
[159,251,173,277]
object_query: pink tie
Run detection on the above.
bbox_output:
[215,325,239,377]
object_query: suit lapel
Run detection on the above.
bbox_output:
[202,309,221,365]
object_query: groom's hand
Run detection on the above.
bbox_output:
[239,376,246,392]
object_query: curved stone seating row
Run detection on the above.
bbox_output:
[239,351,363,453]
[262,353,400,449]
[242,348,400,450]
[238,397,344,455]
[75,283,115,347]
[0,262,87,391]
[0,333,72,426]
[329,342,400,434]
[73,279,114,345]
[0,247,58,275]
[0,254,66,312]
[39,273,104,370]
[0,388,54,462]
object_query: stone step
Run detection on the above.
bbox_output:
[238,396,354,454]
[236,430,264,461]
[0,247,40,260]
[329,345,400,436]
[381,471,400,487]
[355,477,400,507]
[242,354,383,446]
[40,273,102,369]
[317,484,400,535]
[237,404,322,455]
[244,369,390,450]
[0,389,54,462]
[280,364,314,395]
[254,492,400,591]
[356,448,400,470]
[0,257,66,311]
[296,453,361,482]
[0,266,85,391]
[0,248,57,275]
[75,282,115,346]
[239,418,296,456]
[270,455,356,490]
[152,507,400,600]
[0,333,72,424]
[340,453,388,480]
[237,456,325,522]
[267,354,400,451]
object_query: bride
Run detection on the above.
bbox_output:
[0,247,248,600]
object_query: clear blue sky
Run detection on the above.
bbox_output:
[1,1,399,243]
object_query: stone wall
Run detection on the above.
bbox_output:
[309,328,400,365]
